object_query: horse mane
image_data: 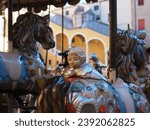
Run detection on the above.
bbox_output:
[12,13,47,55]
[114,30,147,82]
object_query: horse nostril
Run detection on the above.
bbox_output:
[50,41,55,48]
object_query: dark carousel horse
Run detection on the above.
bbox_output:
[37,29,150,113]
[112,30,150,111]
[0,12,55,112]
[111,30,150,112]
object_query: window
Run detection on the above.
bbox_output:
[48,60,51,65]
[96,15,100,21]
[65,11,69,15]
[94,5,99,11]
[138,19,145,30]
[138,0,144,5]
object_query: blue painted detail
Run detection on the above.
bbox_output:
[19,56,29,79]
[0,56,9,80]
[108,83,127,112]
[117,94,127,113]
[128,87,147,112]
[71,82,84,92]
[127,83,149,112]
[131,92,137,112]
[130,72,135,76]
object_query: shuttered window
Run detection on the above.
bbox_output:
[138,0,144,5]
[138,19,145,30]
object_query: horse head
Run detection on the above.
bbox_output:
[115,30,149,85]
[13,13,55,55]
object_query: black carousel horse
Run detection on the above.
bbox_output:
[37,29,150,113]
[0,12,55,112]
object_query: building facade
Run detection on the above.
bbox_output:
[40,2,111,69]
[42,0,133,69]
[131,0,150,47]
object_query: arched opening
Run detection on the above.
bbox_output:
[71,34,86,52]
[88,39,105,64]
[56,33,69,51]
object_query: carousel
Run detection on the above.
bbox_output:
[0,0,150,113]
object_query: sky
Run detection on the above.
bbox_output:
[79,0,89,5]
[80,0,86,4]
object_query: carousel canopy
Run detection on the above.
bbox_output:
[0,0,98,13]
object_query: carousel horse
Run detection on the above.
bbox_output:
[113,30,150,105]
[37,30,150,113]
[0,12,55,112]
[112,30,150,112]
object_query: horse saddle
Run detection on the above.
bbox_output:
[66,78,124,113]
[0,52,22,81]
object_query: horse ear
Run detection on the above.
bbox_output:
[42,15,49,23]
[138,31,146,40]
